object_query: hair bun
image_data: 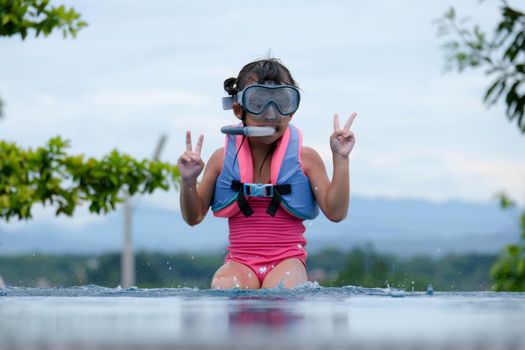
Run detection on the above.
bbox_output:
[223,77,237,96]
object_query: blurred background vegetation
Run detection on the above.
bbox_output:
[0,247,497,291]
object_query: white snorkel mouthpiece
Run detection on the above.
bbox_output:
[220,126,276,137]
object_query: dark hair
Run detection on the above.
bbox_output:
[223,58,298,97]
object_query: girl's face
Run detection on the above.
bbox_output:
[233,79,295,144]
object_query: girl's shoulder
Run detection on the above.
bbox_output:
[207,147,224,174]
[300,146,323,173]
[301,145,322,160]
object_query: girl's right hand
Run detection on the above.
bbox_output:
[177,131,205,182]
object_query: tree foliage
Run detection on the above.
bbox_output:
[331,245,495,291]
[437,1,525,292]
[0,1,88,119]
[0,250,497,290]
[436,1,525,133]
[0,0,87,39]
[0,2,181,224]
[490,193,525,291]
[0,137,180,221]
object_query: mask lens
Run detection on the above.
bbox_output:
[273,88,297,115]
[244,88,272,115]
[241,85,300,116]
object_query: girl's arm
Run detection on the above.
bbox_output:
[302,113,357,222]
[177,131,223,226]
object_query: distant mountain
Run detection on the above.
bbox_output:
[0,196,520,257]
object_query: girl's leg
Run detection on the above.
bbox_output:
[211,261,261,290]
[261,258,307,289]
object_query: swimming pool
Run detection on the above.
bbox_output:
[1,284,524,349]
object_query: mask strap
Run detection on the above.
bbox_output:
[222,96,234,110]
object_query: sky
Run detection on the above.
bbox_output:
[1,0,524,229]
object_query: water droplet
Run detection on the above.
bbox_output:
[297,244,303,249]
[285,271,291,276]
[314,187,318,191]
[191,256,194,260]
[169,267,172,271]
[248,273,252,278]
[258,267,267,275]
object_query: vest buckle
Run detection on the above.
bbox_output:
[243,183,274,197]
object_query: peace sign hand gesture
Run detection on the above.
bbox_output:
[177,131,205,181]
[330,112,357,159]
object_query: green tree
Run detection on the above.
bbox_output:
[0,137,179,221]
[490,194,525,291]
[334,245,395,288]
[436,1,525,133]
[1,2,180,221]
[437,1,525,291]
[0,0,87,119]
[0,0,87,39]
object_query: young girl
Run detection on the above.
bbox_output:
[178,58,356,289]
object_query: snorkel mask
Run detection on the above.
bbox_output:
[221,83,301,136]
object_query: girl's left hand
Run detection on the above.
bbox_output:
[330,112,357,158]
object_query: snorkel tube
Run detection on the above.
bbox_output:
[220,125,276,137]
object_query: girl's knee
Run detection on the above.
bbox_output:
[211,275,241,290]
[261,258,307,289]
[211,263,260,290]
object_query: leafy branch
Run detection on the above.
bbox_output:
[490,193,525,291]
[0,137,180,221]
[436,2,525,133]
[0,0,88,39]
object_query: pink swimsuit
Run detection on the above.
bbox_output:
[225,197,307,283]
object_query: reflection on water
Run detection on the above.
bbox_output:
[1,284,525,349]
[228,298,304,331]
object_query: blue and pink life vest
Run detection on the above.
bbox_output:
[211,124,319,220]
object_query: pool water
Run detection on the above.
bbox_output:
[1,284,524,349]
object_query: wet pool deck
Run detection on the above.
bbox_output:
[1,286,524,349]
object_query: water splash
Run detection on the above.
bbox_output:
[2,284,521,299]
[342,285,405,297]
